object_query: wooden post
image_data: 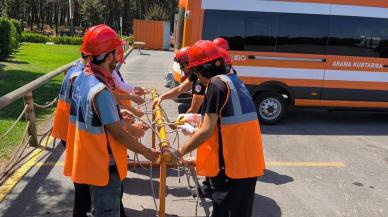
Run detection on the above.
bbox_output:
[23,92,38,147]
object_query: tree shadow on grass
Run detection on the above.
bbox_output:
[0,69,62,119]
[3,59,29,65]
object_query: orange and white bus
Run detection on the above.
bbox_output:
[171,0,388,124]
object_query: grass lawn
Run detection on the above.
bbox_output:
[0,43,80,160]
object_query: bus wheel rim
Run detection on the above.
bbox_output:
[259,98,282,121]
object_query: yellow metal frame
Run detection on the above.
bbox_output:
[150,89,172,217]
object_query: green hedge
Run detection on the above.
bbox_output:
[10,19,22,41]
[21,32,83,45]
[123,35,133,45]
[20,32,48,43]
[50,36,83,45]
[0,16,18,59]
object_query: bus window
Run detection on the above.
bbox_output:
[277,13,329,55]
[203,10,276,51]
[202,10,245,50]
[244,13,277,52]
[373,19,388,58]
[328,16,374,57]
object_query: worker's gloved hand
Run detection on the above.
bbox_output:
[176,113,201,127]
[178,123,197,136]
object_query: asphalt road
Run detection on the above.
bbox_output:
[0,49,387,217]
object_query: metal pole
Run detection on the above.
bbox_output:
[152,110,155,149]
[68,0,74,36]
[120,16,123,37]
[23,92,38,147]
[159,161,167,217]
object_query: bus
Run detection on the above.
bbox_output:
[171,0,388,124]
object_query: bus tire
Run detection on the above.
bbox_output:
[254,92,287,125]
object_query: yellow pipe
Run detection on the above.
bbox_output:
[151,89,171,217]
[151,89,172,162]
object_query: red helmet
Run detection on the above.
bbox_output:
[175,46,190,64]
[213,38,229,50]
[116,45,126,64]
[188,40,222,68]
[81,24,125,56]
[219,48,231,65]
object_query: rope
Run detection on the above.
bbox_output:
[0,105,28,142]
[33,97,58,109]
[134,98,152,109]
[0,121,30,178]
[149,162,159,217]
[134,91,204,216]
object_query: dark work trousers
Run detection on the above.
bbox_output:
[210,170,257,217]
[61,140,67,148]
[120,182,127,217]
[72,172,126,217]
[178,103,191,114]
[73,182,91,217]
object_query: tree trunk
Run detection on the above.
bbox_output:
[54,1,58,35]
[48,3,52,28]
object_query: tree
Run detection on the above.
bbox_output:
[80,0,106,26]
[2,0,178,35]
[0,0,8,17]
[144,3,169,21]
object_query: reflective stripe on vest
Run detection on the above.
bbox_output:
[64,71,127,186]
[52,66,82,141]
[196,74,265,179]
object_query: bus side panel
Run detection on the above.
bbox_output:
[322,56,388,107]
[231,51,326,105]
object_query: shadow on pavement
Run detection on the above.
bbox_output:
[2,145,70,217]
[129,167,186,178]
[258,170,294,185]
[123,177,160,198]
[125,207,178,217]
[252,194,282,217]
[261,109,388,136]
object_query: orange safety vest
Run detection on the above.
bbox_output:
[113,88,132,108]
[64,71,127,186]
[196,74,265,179]
[52,62,83,141]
